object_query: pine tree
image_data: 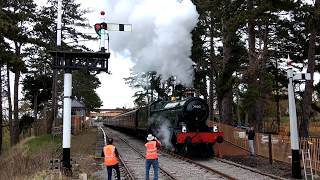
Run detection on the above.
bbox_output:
[72,70,103,111]
[24,0,101,133]
[301,0,320,137]
[2,0,37,145]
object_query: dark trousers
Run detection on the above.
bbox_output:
[106,164,120,180]
[146,159,158,180]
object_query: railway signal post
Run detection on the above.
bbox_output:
[50,7,131,175]
[51,3,110,175]
[49,51,110,174]
[287,55,310,179]
[99,11,106,52]
[94,11,132,53]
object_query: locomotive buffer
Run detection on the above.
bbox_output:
[50,6,131,175]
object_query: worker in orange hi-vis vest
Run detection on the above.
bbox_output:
[102,138,120,180]
[145,134,161,180]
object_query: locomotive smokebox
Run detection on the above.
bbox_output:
[183,97,209,127]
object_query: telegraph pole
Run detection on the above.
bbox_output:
[287,55,310,179]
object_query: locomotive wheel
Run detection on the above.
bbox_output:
[183,145,188,155]
[181,136,192,155]
[206,143,214,158]
[198,144,211,158]
[175,144,182,154]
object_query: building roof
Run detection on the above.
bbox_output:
[72,99,85,108]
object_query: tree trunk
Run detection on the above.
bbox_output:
[34,91,38,135]
[47,69,57,134]
[0,65,3,154]
[217,97,222,122]
[12,41,22,145]
[256,23,270,131]
[12,69,20,144]
[247,0,258,126]
[209,74,214,121]
[7,64,13,146]
[209,10,215,121]
[300,0,319,137]
[222,89,233,125]
[220,14,233,125]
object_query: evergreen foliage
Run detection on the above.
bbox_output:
[0,0,103,146]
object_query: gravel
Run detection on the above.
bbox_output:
[223,155,293,179]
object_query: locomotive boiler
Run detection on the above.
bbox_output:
[104,97,224,157]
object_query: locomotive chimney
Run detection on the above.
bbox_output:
[185,88,195,97]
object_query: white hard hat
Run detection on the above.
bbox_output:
[147,134,155,141]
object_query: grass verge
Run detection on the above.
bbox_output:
[0,128,99,179]
[0,134,59,179]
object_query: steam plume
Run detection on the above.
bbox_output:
[149,115,173,149]
[105,0,199,86]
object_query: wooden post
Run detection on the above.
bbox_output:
[268,133,273,164]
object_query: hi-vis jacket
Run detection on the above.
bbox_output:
[103,145,119,166]
[145,140,160,159]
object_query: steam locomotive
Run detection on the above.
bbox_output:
[104,97,224,157]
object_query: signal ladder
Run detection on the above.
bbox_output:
[301,145,314,180]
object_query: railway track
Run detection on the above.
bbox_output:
[95,128,133,180]
[97,126,173,179]
[105,127,231,180]
[114,133,176,180]
[161,149,283,180]
[100,127,283,179]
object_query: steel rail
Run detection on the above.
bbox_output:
[107,131,177,180]
[161,148,285,180]
[98,127,135,180]
[160,149,236,180]
[117,154,135,180]
[216,158,285,180]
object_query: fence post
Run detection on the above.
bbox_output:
[268,133,273,164]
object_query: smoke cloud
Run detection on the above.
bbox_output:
[105,0,199,86]
[149,115,173,149]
